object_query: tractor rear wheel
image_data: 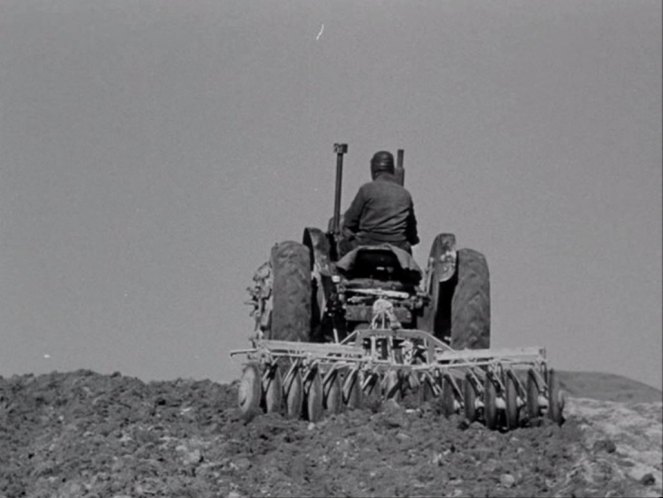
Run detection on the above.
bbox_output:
[450,249,490,349]
[269,241,312,341]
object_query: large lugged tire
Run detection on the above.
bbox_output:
[269,241,312,342]
[450,248,490,349]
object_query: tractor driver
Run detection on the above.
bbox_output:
[340,150,420,255]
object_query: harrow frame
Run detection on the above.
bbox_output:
[230,325,564,430]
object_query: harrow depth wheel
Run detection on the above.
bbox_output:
[483,375,498,430]
[262,365,283,414]
[238,363,262,421]
[505,374,519,430]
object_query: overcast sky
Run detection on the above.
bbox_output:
[1,1,661,388]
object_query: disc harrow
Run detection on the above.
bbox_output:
[230,325,565,430]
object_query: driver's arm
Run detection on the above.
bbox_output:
[406,200,420,246]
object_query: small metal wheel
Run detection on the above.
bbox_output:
[505,373,519,430]
[483,375,498,430]
[323,371,343,415]
[238,363,262,421]
[526,369,540,420]
[547,368,565,425]
[305,368,324,422]
[343,369,363,410]
[463,376,478,422]
[262,364,283,414]
[441,374,456,417]
[284,367,303,419]
[384,370,401,402]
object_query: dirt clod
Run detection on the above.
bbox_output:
[500,473,516,488]
[641,473,656,486]
[593,438,617,453]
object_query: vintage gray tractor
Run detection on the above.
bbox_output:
[233,143,564,430]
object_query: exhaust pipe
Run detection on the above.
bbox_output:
[395,148,405,186]
[332,143,348,236]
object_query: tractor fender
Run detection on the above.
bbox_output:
[425,233,457,288]
[302,227,336,327]
[302,227,334,278]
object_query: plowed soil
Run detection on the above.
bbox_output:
[0,370,660,498]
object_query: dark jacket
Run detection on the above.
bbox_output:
[342,173,419,249]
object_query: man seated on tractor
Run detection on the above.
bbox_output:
[340,150,420,256]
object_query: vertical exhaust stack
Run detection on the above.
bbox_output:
[395,149,405,186]
[332,143,348,236]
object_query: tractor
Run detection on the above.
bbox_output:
[233,143,564,430]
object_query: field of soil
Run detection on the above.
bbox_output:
[0,370,660,498]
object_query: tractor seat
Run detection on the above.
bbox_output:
[335,245,422,286]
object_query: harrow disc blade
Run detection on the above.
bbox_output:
[417,375,436,407]
[483,375,498,430]
[384,370,401,402]
[362,372,382,410]
[305,368,324,423]
[505,373,519,430]
[343,369,363,410]
[238,363,262,421]
[284,367,303,419]
[547,368,565,425]
[262,365,283,414]
[323,371,344,415]
[441,374,456,417]
[463,376,478,423]
[526,369,541,421]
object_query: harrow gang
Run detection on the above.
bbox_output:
[231,326,565,430]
